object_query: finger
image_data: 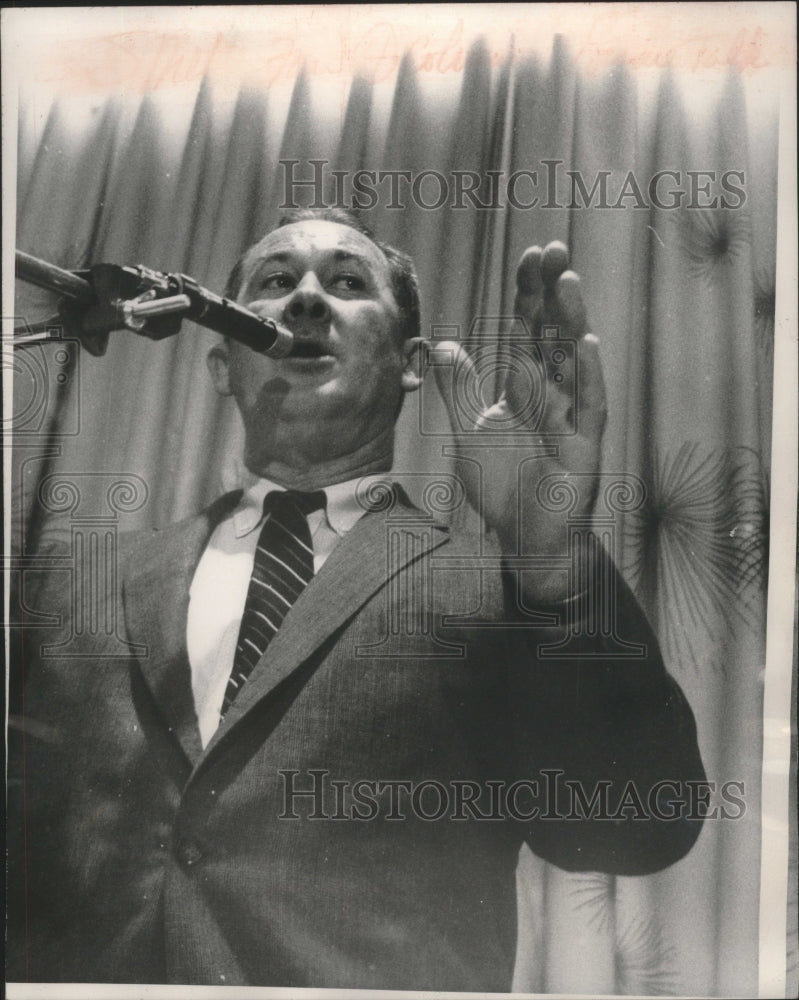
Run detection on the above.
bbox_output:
[504,339,546,418]
[577,332,607,446]
[516,245,543,295]
[536,376,574,435]
[508,270,585,417]
[514,246,543,329]
[504,338,575,434]
[518,241,572,339]
[429,339,481,433]
[540,240,570,290]
[552,270,588,338]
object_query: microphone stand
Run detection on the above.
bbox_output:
[12,250,293,357]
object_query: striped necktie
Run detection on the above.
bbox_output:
[222,489,325,715]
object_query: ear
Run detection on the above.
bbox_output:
[400,337,428,393]
[207,342,233,396]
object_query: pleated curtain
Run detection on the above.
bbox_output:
[12,35,788,997]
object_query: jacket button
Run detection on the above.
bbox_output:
[175,838,204,867]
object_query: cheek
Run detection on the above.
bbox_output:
[344,310,403,368]
[245,297,285,318]
[343,333,405,395]
[229,355,278,406]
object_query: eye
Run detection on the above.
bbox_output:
[330,273,367,294]
[254,272,296,296]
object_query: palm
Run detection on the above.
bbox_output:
[431,242,607,599]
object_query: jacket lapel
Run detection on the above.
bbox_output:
[121,492,241,765]
[199,488,450,762]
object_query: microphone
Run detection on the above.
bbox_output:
[14,251,294,358]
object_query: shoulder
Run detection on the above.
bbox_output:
[28,490,244,590]
[118,490,243,560]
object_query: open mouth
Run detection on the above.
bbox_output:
[288,340,332,360]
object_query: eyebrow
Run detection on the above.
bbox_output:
[330,249,372,266]
[248,247,376,274]
[256,250,369,265]
[251,251,291,266]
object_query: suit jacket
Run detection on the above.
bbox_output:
[7,487,705,990]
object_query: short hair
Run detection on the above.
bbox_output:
[224,208,421,342]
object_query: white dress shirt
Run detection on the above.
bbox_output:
[187,473,381,747]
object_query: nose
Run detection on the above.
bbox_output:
[283,274,330,324]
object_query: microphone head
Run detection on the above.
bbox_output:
[261,320,293,358]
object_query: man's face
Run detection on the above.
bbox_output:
[208,220,424,476]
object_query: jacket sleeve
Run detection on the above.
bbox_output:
[7,541,75,981]
[507,561,707,876]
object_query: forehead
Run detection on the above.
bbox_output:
[244,220,391,276]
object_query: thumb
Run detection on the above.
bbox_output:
[429,340,480,433]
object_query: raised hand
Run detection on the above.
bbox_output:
[430,241,607,605]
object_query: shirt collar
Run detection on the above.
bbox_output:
[231,472,388,540]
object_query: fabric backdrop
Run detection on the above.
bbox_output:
[11,30,791,998]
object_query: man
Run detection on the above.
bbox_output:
[8,209,705,990]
